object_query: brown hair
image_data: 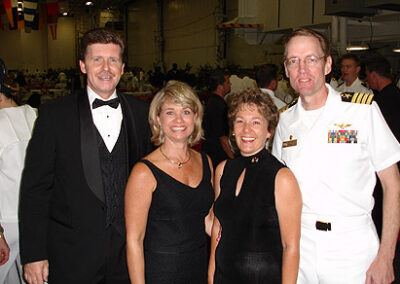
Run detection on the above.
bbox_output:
[283,28,331,59]
[340,53,361,66]
[80,28,125,61]
[228,88,279,134]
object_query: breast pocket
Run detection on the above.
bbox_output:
[281,143,301,167]
[321,141,367,182]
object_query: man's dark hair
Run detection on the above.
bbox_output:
[0,58,18,101]
[255,64,278,88]
[364,55,392,79]
[208,69,227,92]
[340,53,360,66]
[80,28,125,61]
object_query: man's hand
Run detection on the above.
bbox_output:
[365,254,394,284]
[24,260,49,284]
[0,235,10,265]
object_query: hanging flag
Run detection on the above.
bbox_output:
[37,2,46,30]
[17,15,24,29]
[9,0,18,30]
[0,5,5,30]
[47,0,59,15]
[17,9,23,29]
[47,0,59,39]
[24,0,38,31]
[49,19,56,40]
[3,0,13,28]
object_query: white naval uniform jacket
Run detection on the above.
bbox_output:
[335,77,372,94]
[272,84,400,217]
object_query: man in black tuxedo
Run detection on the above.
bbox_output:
[19,28,152,284]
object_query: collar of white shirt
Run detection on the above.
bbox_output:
[86,86,122,152]
[87,86,118,108]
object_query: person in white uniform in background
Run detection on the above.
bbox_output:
[272,28,400,284]
[0,59,37,284]
[256,64,287,110]
[335,53,372,94]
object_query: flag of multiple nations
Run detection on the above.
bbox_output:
[1,0,68,39]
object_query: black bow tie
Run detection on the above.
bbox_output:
[92,98,120,109]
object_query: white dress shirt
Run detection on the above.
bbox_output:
[87,86,123,152]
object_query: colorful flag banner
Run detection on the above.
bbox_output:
[3,0,18,28]
[24,0,38,30]
[47,0,59,15]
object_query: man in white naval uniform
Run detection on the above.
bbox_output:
[272,28,400,284]
[335,53,372,94]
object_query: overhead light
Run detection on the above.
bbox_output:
[346,44,369,51]
[63,12,68,16]
[393,47,400,53]
[85,1,93,5]
[17,7,23,11]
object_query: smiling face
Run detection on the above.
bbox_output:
[233,103,272,157]
[284,35,331,99]
[156,99,197,144]
[79,43,124,99]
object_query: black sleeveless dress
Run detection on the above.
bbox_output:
[140,151,214,284]
[214,149,285,284]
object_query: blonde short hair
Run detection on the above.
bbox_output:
[149,80,203,147]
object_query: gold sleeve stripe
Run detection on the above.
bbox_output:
[343,92,374,105]
[351,93,358,103]
[366,94,374,104]
[361,93,369,104]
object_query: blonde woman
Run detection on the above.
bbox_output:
[126,81,214,284]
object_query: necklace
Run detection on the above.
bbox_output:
[159,147,191,169]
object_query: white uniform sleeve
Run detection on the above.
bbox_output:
[367,101,400,172]
[272,123,283,163]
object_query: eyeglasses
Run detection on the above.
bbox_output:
[285,55,325,69]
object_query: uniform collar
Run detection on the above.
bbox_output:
[260,88,275,97]
[287,83,341,126]
[347,77,361,88]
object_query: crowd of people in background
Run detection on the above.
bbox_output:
[6,53,400,115]
[0,27,399,284]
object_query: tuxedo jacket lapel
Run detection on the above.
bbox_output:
[118,93,140,169]
[78,91,105,204]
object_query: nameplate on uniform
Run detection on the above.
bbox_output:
[282,139,297,148]
[328,130,358,143]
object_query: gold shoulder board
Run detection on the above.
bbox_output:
[279,97,298,113]
[340,92,374,105]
